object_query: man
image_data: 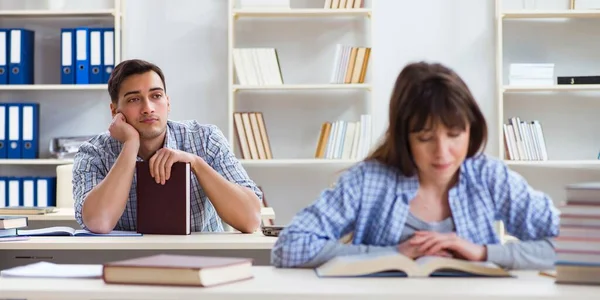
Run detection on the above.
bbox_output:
[72,59,262,234]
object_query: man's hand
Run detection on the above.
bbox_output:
[398,235,454,259]
[409,231,487,261]
[109,113,139,144]
[149,148,196,185]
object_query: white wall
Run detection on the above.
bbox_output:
[84,0,600,223]
[4,0,598,224]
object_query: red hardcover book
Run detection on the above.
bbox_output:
[136,161,190,235]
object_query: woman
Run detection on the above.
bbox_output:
[271,61,559,270]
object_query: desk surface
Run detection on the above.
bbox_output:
[22,207,276,221]
[0,232,277,250]
[0,267,597,300]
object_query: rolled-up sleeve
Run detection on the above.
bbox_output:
[204,125,262,203]
[72,142,106,230]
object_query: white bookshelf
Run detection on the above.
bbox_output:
[0,84,107,91]
[227,0,373,167]
[0,9,115,17]
[233,83,371,91]
[0,0,123,167]
[496,0,600,167]
[0,159,73,165]
[232,8,371,18]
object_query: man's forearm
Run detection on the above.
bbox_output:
[82,140,139,233]
[192,156,261,233]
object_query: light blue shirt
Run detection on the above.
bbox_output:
[271,154,560,268]
[72,120,262,232]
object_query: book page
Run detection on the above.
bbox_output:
[17,226,75,236]
[73,229,142,236]
[0,261,102,278]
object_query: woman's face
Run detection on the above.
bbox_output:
[409,120,470,186]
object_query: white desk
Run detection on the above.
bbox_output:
[0,267,597,300]
[0,233,277,270]
[0,232,276,250]
[18,207,276,222]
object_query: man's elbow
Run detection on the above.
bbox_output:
[81,208,115,234]
[237,212,261,233]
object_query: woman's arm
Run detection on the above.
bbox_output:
[271,163,380,268]
[486,239,555,270]
[484,157,560,241]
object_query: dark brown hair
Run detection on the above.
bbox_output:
[108,59,167,104]
[366,61,487,177]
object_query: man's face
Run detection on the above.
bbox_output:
[110,71,170,140]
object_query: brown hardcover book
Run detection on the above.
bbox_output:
[136,161,190,235]
[102,254,253,287]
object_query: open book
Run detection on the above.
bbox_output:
[16,226,142,237]
[315,252,511,278]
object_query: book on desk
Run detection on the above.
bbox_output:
[315,252,511,278]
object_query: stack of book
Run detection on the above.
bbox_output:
[324,0,364,9]
[503,116,547,161]
[508,63,554,86]
[554,182,600,285]
[330,44,371,84]
[232,48,283,86]
[233,112,272,160]
[314,115,371,160]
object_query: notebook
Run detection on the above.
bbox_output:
[1,261,102,278]
[16,226,141,237]
[136,161,191,235]
[315,252,512,278]
[102,254,253,287]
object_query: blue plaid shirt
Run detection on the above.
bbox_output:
[72,120,262,232]
[271,154,560,267]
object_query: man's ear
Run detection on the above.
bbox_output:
[110,102,117,117]
[167,95,171,113]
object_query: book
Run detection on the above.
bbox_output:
[16,226,141,237]
[315,253,512,278]
[0,216,28,229]
[0,261,102,278]
[102,254,253,287]
[135,161,191,235]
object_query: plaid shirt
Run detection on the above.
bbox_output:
[271,154,560,267]
[72,120,262,232]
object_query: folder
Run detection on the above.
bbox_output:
[7,177,21,207]
[0,29,8,84]
[0,177,6,207]
[60,28,75,84]
[36,177,56,207]
[89,28,103,84]
[6,104,20,159]
[0,103,6,158]
[102,28,114,83]
[8,28,34,85]
[20,103,39,159]
[21,177,35,207]
[75,27,90,84]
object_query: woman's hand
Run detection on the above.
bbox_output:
[398,235,454,259]
[409,231,487,261]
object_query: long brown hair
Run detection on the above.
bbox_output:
[366,62,487,177]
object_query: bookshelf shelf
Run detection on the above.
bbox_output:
[496,0,600,167]
[505,160,600,167]
[240,158,359,166]
[0,84,107,91]
[0,159,74,165]
[503,84,600,92]
[502,10,600,19]
[227,0,372,167]
[232,8,371,18]
[0,9,116,18]
[233,83,372,91]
